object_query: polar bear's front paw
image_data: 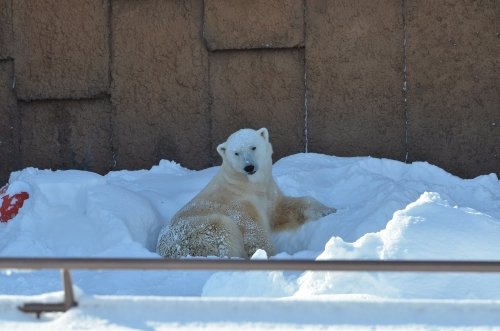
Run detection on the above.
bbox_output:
[304,197,336,221]
[320,206,337,216]
[312,205,336,219]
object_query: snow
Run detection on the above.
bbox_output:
[1,153,500,330]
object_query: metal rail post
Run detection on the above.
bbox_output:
[18,269,77,318]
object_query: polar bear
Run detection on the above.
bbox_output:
[156,128,336,258]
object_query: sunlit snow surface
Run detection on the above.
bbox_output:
[1,153,499,329]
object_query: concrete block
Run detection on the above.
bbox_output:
[0,0,13,59]
[210,49,305,163]
[306,0,406,160]
[111,0,210,170]
[13,0,109,100]
[406,0,499,178]
[0,61,18,183]
[19,99,113,174]
[204,0,304,50]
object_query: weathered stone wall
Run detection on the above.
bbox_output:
[12,0,110,100]
[406,0,499,177]
[306,0,406,160]
[111,0,210,170]
[0,0,498,183]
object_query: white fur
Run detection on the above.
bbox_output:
[156,128,336,258]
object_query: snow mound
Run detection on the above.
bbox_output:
[297,191,500,299]
[0,154,499,300]
[381,192,500,260]
[318,191,500,262]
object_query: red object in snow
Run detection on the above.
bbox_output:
[0,185,29,223]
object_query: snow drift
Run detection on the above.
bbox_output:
[1,154,499,301]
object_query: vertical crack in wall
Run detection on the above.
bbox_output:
[302,0,309,153]
[303,55,309,153]
[202,0,215,166]
[9,0,16,91]
[107,0,117,169]
[402,0,409,163]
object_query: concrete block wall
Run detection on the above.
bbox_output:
[406,0,499,177]
[306,0,406,160]
[0,0,498,184]
[18,99,113,173]
[111,0,210,170]
[12,0,109,100]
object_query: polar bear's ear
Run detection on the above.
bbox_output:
[257,128,269,141]
[217,143,227,158]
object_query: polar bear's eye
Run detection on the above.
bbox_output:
[251,146,256,151]
[234,152,239,156]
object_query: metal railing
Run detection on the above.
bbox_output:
[2,257,500,317]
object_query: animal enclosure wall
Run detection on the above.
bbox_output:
[0,0,498,183]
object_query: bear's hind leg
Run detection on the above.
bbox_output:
[187,215,246,258]
[157,215,246,258]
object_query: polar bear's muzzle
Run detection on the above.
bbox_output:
[244,164,256,175]
[242,155,257,175]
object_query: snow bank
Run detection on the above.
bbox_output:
[2,294,500,330]
[1,154,499,301]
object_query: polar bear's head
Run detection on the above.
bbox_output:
[217,128,273,180]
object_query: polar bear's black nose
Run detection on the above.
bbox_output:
[244,165,255,175]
